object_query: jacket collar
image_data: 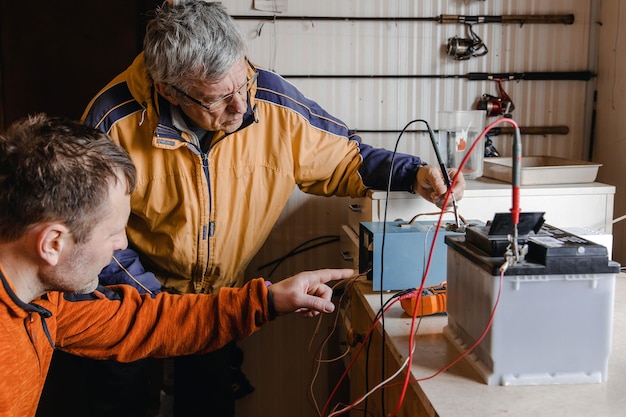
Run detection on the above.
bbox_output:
[0,262,55,347]
[153,89,258,151]
[0,262,52,318]
[128,53,259,150]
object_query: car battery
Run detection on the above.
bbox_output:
[358,220,470,291]
[444,223,620,386]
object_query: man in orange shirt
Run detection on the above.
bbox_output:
[0,114,354,417]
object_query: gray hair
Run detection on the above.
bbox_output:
[144,1,247,92]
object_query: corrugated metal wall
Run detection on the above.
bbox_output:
[234,0,596,161]
[232,2,599,416]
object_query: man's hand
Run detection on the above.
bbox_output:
[268,269,354,317]
[414,165,465,208]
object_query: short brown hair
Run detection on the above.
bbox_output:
[0,114,136,243]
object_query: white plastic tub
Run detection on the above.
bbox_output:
[483,156,601,185]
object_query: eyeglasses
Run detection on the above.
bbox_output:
[173,71,258,114]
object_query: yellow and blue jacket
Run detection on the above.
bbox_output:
[83,53,424,294]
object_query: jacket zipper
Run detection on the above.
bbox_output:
[201,151,214,238]
[200,150,215,291]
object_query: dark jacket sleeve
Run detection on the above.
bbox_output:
[98,248,162,296]
[355,136,426,192]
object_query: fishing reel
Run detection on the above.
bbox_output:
[477,94,510,116]
[446,24,488,60]
[476,79,515,117]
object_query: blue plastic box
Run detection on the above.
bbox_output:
[359,220,463,291]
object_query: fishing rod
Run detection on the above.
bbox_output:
[354,126,570,136]
[231,14,575,25]
[235,13,575,60]
[280,71,595,81]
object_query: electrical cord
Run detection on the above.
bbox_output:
[257,235,340,279]
[320,293,406,417]
[386,116,521,417]
[307,273,365,416]
[345,116,520,416]
[111,254,155,295]
[338,117,453,416]
[321,264,502,417]
[323,293,424,417]
[612,214,626,224]
[390,268,504,388]
[328,353,412,417]
[406,210,468,226]
[362,287,418,416]
[378,118,433,416]
[321,116,522,416]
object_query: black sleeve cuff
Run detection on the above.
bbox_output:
[266,288,277,320]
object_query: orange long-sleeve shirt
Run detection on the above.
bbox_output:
[0,264,271,417]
